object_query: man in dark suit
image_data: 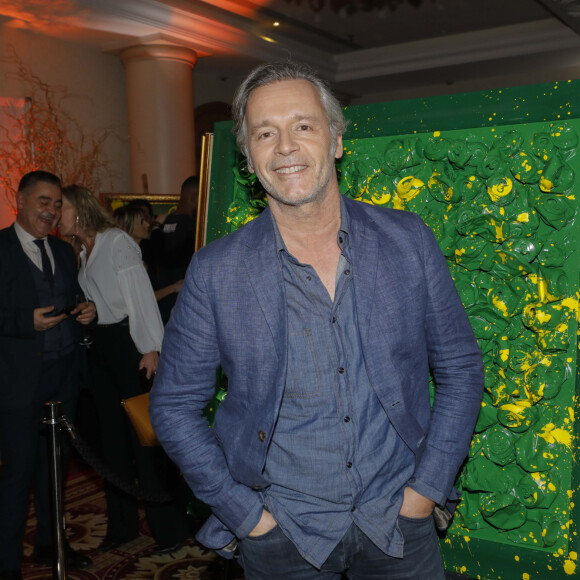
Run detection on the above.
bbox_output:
[150,62,484,579]
[0,171,96,580]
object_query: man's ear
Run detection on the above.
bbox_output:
[247,162,255,174]
[15,191,24,211]
[334,134,343,160]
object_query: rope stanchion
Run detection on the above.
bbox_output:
[58,412,175,503]
[43,401,68,580]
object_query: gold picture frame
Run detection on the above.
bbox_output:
[196,132,213,251]
[100,193,180,217]
[100,132,213,251]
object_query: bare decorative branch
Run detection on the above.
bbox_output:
[0,48,113,211]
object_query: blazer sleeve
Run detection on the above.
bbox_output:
[149,253,264,541]
[410,218,484,506]
[0,305,35,338]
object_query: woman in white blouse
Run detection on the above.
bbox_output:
[58,185,189,554]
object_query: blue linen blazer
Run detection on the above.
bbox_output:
[150,195,484,551]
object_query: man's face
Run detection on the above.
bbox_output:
[16,181,62,238]
[245,79,342,210]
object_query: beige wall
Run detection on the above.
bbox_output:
[193,60,240,109]
[0,24,130,229]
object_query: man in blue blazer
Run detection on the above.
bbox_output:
[0,171,96,580]
[150,62,484,579]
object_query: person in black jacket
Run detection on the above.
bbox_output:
[148,176,198,323]
[0,171,96,580]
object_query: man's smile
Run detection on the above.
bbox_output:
[275,165,307,175]
[39,213,55,224]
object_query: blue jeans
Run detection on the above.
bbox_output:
[237,516,446,580]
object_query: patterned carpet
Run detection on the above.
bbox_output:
[20,460,244,580]
[17,458,471,579]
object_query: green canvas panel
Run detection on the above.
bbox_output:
[205,79,580,580]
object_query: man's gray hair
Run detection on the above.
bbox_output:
[232,60,348,159]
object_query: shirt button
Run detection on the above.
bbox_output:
[338,236,343,243]
[346,462,352,468]
[351,506,356,512]
[338,367,345,374]
[344,416,350,422]
[332,316,336,323]
[258,430,267,442]
[306,276,311,281]
[344,269,350,275]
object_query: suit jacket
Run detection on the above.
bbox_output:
[0,225,82,409]
[150,195,484,551]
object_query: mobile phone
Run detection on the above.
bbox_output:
[52,304,76,316]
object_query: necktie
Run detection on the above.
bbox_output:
[33,238,54,286]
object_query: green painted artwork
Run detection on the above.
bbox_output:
[207,81,580,579]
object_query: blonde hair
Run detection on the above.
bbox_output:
[113,205,145,237]
[61,185,115,235]
[61,185,114,254]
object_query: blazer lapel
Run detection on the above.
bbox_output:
[47,235,69,278]
[240,210,286,362]
[345,198,406,398]
[5,225,38,307]
[8,225,35,279]
[347,199,380,342]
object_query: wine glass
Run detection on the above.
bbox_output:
[76,293,94,347]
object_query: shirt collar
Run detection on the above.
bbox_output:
[14,220,47,248]
[270,211,286,255]
[337,195,351,254]
[270,194,352,258]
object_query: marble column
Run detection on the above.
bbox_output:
[120,44,197,194]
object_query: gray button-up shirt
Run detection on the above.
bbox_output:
[264,201,415,569]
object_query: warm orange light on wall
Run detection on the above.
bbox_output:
[1,0,88,37]
[197,0,271,19]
